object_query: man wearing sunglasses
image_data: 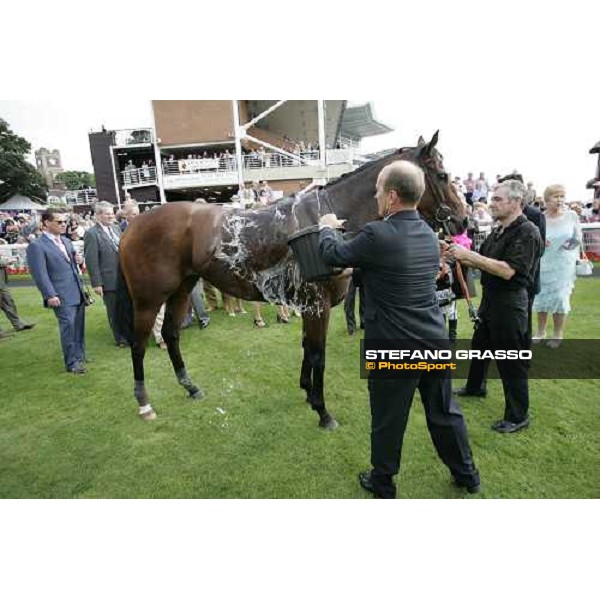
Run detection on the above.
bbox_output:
[27,208,87,374]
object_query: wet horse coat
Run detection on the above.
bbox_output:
[118,133,466,427]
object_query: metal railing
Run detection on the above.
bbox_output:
[64,189,97,205]
[161,149,354,178]
[122,166,157,187]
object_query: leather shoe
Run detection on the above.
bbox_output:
[347,328,356,336]
[491,418,530,433]
[358,471,380,497]
[454,387,487,398]
[453,479,481,494]
[16,323,35,331]
[67,364,86,375]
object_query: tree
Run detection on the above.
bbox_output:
[0,118,48,202]
[54,171,96,190]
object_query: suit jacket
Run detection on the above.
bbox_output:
[84,223,121,291]
[523,204,546,296]
[27,234,84,306]
[319,211,446,341]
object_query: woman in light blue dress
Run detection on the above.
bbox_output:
[532,185,581,346]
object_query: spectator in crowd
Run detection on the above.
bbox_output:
[532,185,582,347]
[120,200,140,232]
[463,172,476,206]
[451,179,543,433]
[65,215,84,242]
[525,181,537,205]
[586,198,600,223]
[0,254,35,338]
[2,219,19,244]
[27,208,87,373]
[84,201,129,347]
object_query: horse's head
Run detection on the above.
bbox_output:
[397,131,466,235]
[326,131,466,236]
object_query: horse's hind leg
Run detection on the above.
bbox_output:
[132,306,161,420]
[162,277,204,400]
[301,308,338,430]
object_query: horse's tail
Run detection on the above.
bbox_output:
[116,261,134,344]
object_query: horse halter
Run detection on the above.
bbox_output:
[316,186,335,218]
[422,164,453,231]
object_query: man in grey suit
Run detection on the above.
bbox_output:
[27,208,86,374]
[319,160,479,499]
[84,201,128,347]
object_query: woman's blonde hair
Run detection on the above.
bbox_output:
[543,184,566,201]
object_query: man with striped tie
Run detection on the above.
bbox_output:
[27,208,87,374]
[84,201,128,347]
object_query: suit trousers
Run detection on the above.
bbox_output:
[53,303,85,370]
[464,288,530,423]
[190,279,209,323]
[344,281,364,333]
[0,284,25,330]
[368,373,479,498]
[103,291,127,344]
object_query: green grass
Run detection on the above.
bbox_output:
[1,280,599,498]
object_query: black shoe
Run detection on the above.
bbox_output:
[358,471,396,499]
[491,418,530,433]
[453,479,481,494]
[347,328,356,336]
[67,363,86,375]
[15,323,35,331]
[358,471,381,497]
[454,387,487,398]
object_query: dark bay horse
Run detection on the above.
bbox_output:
[117,132,466,427]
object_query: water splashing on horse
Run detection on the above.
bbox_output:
[116,132,466,428]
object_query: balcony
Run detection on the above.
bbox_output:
[121,166,157,188]
[113,128,154,148]
[64,189,98,205]
[161,149,356,190]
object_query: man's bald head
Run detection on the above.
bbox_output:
[379,160,426,206]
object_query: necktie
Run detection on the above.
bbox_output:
[54,236,70,261]
[107,227,119,250]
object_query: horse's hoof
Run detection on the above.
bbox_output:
[189,387,205,400]
[319,415,339,430]
[139,410,157,422]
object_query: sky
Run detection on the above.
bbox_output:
[1,96,597,201]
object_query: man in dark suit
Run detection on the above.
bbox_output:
[84,201,128,347]
[27,208,87,374]
[318,160,480,499]
[344,267,364,335]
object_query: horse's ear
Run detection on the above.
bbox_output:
[419,130,440,157]
[417,135,426,147]
[429,130,439,149]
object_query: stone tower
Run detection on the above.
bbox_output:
[35,147,65,189]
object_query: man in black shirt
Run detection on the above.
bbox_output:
[448,180,542,433]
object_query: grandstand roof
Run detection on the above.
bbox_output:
[340,104,394,139]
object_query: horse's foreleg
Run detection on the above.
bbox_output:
[163,283,204,400]
[132,307,159,421]
[301,308,338,430]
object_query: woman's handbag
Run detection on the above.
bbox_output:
[576,251,594,277]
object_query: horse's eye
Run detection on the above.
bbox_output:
[438,172,448,182]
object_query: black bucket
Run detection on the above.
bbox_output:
[288,225,341,282]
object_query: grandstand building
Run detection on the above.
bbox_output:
[88,101,392,207]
